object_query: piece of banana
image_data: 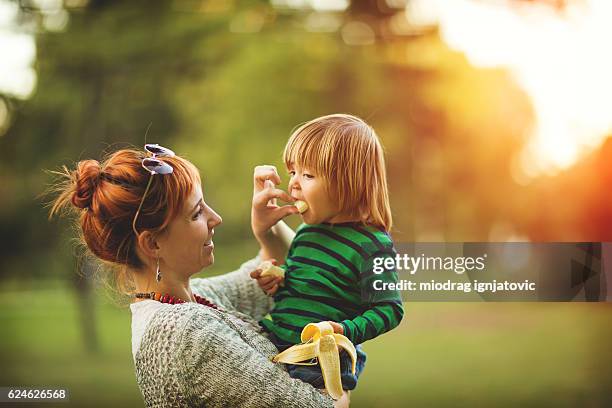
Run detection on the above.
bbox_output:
[258,260,285,279]
[272,321,356,400]
[294,200,308,214]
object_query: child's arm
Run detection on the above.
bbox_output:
[336,250,405,344]
[336,299,404,344]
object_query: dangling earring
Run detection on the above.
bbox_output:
[155,256,162,282]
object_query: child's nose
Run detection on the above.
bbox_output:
[289,175,300,191]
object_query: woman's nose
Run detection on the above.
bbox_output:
[208,207,222,228]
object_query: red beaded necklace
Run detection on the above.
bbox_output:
[134,291,219,309]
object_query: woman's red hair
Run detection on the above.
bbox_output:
[48,148,200,293]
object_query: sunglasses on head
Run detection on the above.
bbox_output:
[132,144,175,235]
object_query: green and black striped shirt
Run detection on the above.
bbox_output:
[260,222,404,345]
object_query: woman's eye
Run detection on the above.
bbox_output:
[193,207,204,220]
[288,170,296,177]
[304,173,314,179]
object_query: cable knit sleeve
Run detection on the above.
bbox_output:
[190,256,273,321]
[177,311,334,408]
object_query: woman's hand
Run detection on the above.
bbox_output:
[251,165,298,261]
[251,165,298,240]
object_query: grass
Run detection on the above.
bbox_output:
[1,282,611,407]
[357,302,612,407]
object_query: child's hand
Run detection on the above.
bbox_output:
[250,259,284,296]
[327,321,344,335]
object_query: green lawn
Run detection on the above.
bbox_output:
[1,283,611,407]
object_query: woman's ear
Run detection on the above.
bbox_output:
[136,230,160,259]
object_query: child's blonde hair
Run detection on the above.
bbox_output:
[283,113,392,231]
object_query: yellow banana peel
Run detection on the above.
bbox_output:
[272,321,356,400]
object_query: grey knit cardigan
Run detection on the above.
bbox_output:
[133,256,334,408]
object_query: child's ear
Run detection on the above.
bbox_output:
[136,230,160,259]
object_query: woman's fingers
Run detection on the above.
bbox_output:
[274,205,300,218]
[253,188,294,208]
[250,268,262,279]
[264,180,278,206]
[251,165,297,238]
[254,165,281,192]
[266,188,294,204]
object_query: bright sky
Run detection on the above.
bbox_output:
[271,0,349,12]
[0,0,36,99]
[409,0,612,179]
[2,0,611,177]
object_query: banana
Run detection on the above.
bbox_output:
[258,261,285,279]
[294,200,309,213]
[272,321,356,400]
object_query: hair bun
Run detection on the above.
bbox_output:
[72,159,102,210]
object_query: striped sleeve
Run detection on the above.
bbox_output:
[340,238,404,345]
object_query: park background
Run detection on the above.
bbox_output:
[1,0,612,406]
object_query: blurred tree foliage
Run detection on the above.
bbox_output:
[2,0,610,283]
[0,0,392,280]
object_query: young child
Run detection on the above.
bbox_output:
[255,114,404,394]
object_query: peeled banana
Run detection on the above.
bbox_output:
[258,260,285,279]
[294,200,309,214]
[272,321,356,400]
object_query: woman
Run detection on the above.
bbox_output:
[49,145,348,407]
